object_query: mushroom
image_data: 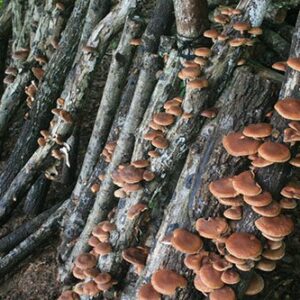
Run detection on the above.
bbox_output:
[194,57,207,66]
[225,232,262,260]
[151,269,187,295]
[127,203,148,219]
[280,198,297,209]
[203,28,219,40]
[214,14,230,24]
[209,177,239,198]
[256,258,276,272]
[184,250,209,272]
[274,98,300,120]
[223,207,242,220]
[210,286,236,300]
[92,225,109,242]
[166,105,183,116]
[243,123,272,138]
[118,165,144,184]
[148,150,160,158]
[58,290,79,300]
[222,132,261,156]
[144,130,164,141]
[262,243,285,260]
[248,27,263,36]
[233,22,250,34]
[5,66,18,76]
[152,136,169,149]
[12,49,29,60]
[244,273,264,295]
[74,253,97,270]
[122,247,148,273]
[82,281,100,296]
[31,67,45,81]
[237,58,246,66]
[153,113,175,126]
[221,269,240,284]
[90,183,100,193]
[232,170,261,196]
[171,228,203,254]
[243,191,272,207]
[229,38,246,47]
[195,217,228,240]
[281,181,300,199]
[186,79,208,90]
[163,99,182,110]
[3,75,15,84]
[143,170,155,181]
[72,266,86,279]
[200,107,218,118]
[94,242,112,255]
[194,274,212,293]
[257,141,291,163]
[138,283,161,300]
[218,196,243,207]
[272,61,287,72]
[286,57,300,71]
[251,157,273,168]
[131,159,150,168]
[194,47,212,57]
[179,66,201,80]
[255,215,294,238]
[252,201,281,217]
[130,38,142,46]
[198,264,224,289]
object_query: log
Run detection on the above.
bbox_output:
[0,1,12,38]
[0,200,69,277]
[0,203,60,254]
[0,0,114,221]
[122,65,279,299]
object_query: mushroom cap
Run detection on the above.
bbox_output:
[144,130,163,141]
[225,232,262,259]
[245,273,264,296]
[199,264,224,289]
[248,27,263,35]
[201,107,218,118]
[118,166,144,184]
[75,253,97,270]
[88,236,100,247]
[232,170,262,196]
[143,170,155,181]
[274,98,300,120]
[209,177,239,198]
[258,141,291,163]
[122,247,148,266]
[233,22,250,32]
[214,14,230,24]
[280,198,297,209]
[5,66,18,76]
[180,66,201,79]
[153,113,175,126]
[149,120,166,131]
[92,225,109,241]
[196,217,228,239]
[182,60,200,68]
[94,242,112,255]
[151,269,187,296]
[287,57,300,71]
[255,215,294,237]
[130,38,142,46]
[243,123,272,138]
[221,269,240,285]
[229,38,246,47]
[83,268,100,278]
[138,283,161,300]
[152,136,169,149]
[262,243,285,260]
[58,291,79,300]
[224,254,245,265]
[187,79,208,90]
[166,105,183,116]
[218,196,243,207]
[194,57,207,66]
[99,221,116,232]
[94,272,112,284]
[171,228,203,254]
[82,281,100,296]
[243,191,272,207]
[163,99,182,110]
[223,207,242,220]
[256,259,276,272]
[212,258,232,272]
[203,28,219,39]
[72,266,86,280]
[90,183,100,193]
[194,47,212,57]
[148,150,160,158]
[210,286,236,300]
[184,250,209,271]
[223,132,261,156]
[194,274,212,293]
[252,201,281,217]
[272,61,287,72]
[281,181,300,199]
[251,157,273,168]
[127,203,148,219]
[123,183,143,192]
[31,67,45,80]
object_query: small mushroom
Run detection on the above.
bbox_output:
[187,78,208,90]
[274,97,300,120]
[244,273,264,296]
[127,203,148,219]
[209,177,239,198]
[198,264,224,289]
[232,170,262,196]
[233,22,250,34]
[272,61,287,72]
[153,113,175,126]
[257,141,291,163]
[221,269,240,285]
[286,57,300,72]
[74,253,97,270]
[138,283,161,300]
[194,47,212,57]
[243,123,272,138]
[210,286,236,300]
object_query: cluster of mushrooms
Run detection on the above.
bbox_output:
[56,4,300,300]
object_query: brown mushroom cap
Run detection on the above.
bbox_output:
[82,281,100,296]
[243,191,272,207]
[245,273,264,296]
[255,215,294,237]
[127,203,148,219]
[58,290,79,300]
[83,268,100,278]
[196,217,228,239]
[94,272,112,284]
[272,61,287,72]
[233,22,250,33]
[88,236,100,247]
[187,79,208,90]
[252,201,281,217]
[171,228,203,254]
[281,181,300,199]
[258,141,291,163]
[144,130,163,141]
[152,136,169,149]
[131,159,150,168]
[224,254,246,265]
[212,258,232,272]
[122,247,148,266]
[151,269,187,296]
[222,132,261,156]
[223,207,242,220]
[163,99,182,110]
[194,274,212,293]
[274,98,300,120]
[218,196,244,207]
[123,183,143,193]
[221,269,240,285]
[148,150,160,158]
[199,264,224,289]
[194,57,207,66]
[138,283,161,300]
[180,66,201,79]
[232,171,262,196]
[194,47,212,57]
[153,113,175,126]
[210,286,236,300]
[243,123,272,138]
[184,250,209,271]
[75,253,97,270]
[203,28,219,39]
[251,157,273,168]
[94,242,112,255]
[256,259,276,272]
[130,38,142,46]
[262,243,285,260]
[248,27,263,35]
[201,107,218,119]
[209,177,239,198]
[72,266,86,280]
[287,57,300,71]
[280,198,297,209]
[229,38,246,47]
[214,14,230,24]
[166,105,183,116]
[99,221,116,233]
[118,166,144,184]
[143,170,155,181]
[92,225,109,242]
[225,232,262,259]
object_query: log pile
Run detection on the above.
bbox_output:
[0,0,300,299]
